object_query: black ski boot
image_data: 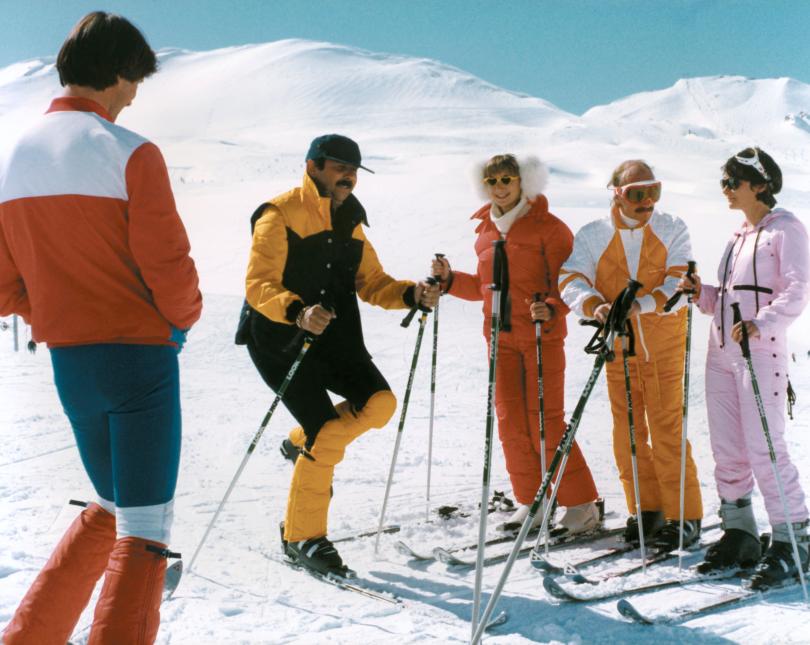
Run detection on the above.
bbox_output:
[623,510,664,545]
[280,521,354,578]
[698,494,763,573]
[748,540,809,589]
[697,529,763,573]
[651,519,701,552]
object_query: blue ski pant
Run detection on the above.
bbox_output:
[50,344,181,543]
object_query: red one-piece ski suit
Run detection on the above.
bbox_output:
[447,196,599,506]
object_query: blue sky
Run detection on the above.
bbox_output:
[3,0,808,114]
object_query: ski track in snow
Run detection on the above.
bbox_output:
[2,40,810,644]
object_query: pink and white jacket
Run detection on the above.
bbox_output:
[0,97,202,346]
[696,208,810,350]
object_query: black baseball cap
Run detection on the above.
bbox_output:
[306,134,374,173]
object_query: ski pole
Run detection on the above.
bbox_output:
[620,323,647,574]
[472,280,642,645]
[533,292,551,555]
[375,307,430,553]
[471,240,507,636]
[186,335,314,579]
[425,254,444,522]
[667,260,696,570]
[531,318,600,555]
[731,302,809,603]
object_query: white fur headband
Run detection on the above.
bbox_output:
[473,155,549,201]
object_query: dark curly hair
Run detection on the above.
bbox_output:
[723,147,781,208]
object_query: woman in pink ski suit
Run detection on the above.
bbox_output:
[685,147,809,587]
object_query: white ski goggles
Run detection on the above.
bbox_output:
[734,151,771,181]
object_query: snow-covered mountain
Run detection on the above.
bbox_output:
[2,40,810,644]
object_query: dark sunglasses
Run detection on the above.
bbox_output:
[483,175,519,186]
[721,177,743,191]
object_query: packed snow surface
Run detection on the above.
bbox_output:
[2,39,810,644]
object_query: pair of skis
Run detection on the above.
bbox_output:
[535,526,806,625]
[396,523,626,566]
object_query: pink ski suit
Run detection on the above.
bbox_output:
[696,208,809,523]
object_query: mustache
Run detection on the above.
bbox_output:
[336,180,354,189]
[635,206,654,213]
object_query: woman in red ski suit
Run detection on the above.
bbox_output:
[432,154,600,533]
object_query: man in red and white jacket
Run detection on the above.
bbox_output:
[1,12,201,645]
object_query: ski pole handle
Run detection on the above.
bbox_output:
[401,276,438,328]
[433,252,445,282]
[730,302,751,358]
[617,279,643,326]
[532,291,550,328]
[663,260,697,313]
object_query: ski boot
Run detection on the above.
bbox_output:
[622,510,665,546]
[651,518,701,552]
[497,496,558,535]
[549,498,604,539]
[697,494,762,573]
[280,522,354,578]
[748,520,810,590]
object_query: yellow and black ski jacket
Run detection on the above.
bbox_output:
[239,173,415,360]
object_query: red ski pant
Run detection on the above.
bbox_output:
[494,337,598,507]
[605,352,703,520]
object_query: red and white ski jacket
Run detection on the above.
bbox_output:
[0,97,202,346]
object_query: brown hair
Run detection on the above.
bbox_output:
[483,154,521,179]
[607,160,654,187]
[56,12,157,90]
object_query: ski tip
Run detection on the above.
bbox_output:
[163,559,183,600]
[484,610,508,631]
[617,598,653,624]
[542,574,568,600]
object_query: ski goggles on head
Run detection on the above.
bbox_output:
[721,176,743,191]
[483,175,519,187]
[734,150,771,181]
[613,180,662,203]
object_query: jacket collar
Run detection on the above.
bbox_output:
[472,194,549,234]
[611,205,654,230]
[46,97,112,122]
[739,208,784,233]
[300,172,368,227]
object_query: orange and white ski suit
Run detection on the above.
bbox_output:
[559,209,703,520]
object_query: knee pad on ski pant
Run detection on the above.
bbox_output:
[2,504,116,645]
[88,536,168,645]
[288,390,397,448]
[116,499,175,544]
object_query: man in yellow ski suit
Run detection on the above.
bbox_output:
[559,160,703,549]
[238,134,439,576]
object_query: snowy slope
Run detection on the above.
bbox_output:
[2,40,810,644]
